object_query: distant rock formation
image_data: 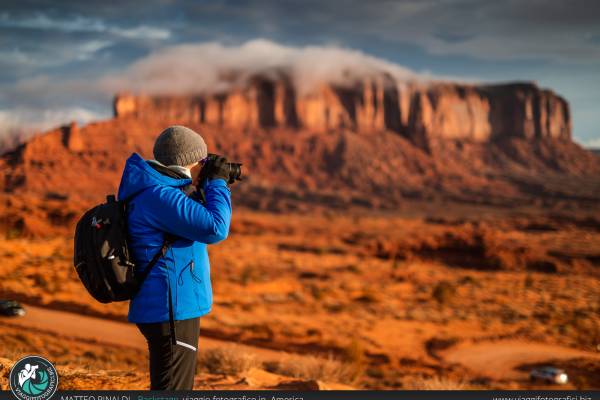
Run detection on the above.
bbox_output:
[1,70,598,237]
[113,74,571,150]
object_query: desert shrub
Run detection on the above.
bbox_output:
[239,266,251,285]
[239,265,257,285]
[309,284,325,300]
[573,375,590,390]
[325,302,345,313]
[262,338,370,384]
[406,375,467,390]
[533,310,551,323]
[197,346,260,375]
[425,337,459,357]
[391,255,406,272]
[266,353,360,384]
[344,264,361,274]
[343,338,366,366]
[354,288,380,304]
[6,227,23,240]
[0,346,28,362]
[526,260,558,273]
[339,338,367,382]
[458,275,478,285]
[500,305,523,324]
[432,281,456,304]
[366,368,384,379]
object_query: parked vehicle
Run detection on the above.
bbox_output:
[530,367,568,384]
[0,300,26,317]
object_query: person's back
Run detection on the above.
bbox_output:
[117,125,232,390]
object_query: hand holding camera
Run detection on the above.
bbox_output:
[199,153,243,186]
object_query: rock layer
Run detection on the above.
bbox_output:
[114,76,571,148]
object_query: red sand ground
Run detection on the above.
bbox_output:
[1,210,599,389]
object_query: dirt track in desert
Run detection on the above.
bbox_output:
[0,303,294,362]
[0,303,358,390]
[4,303,600,388]
[442,340,600,381]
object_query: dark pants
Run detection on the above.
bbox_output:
[137,317,200,390]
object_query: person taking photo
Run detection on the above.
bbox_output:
[117,125,232,390]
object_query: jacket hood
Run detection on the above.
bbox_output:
[118,152,192,201]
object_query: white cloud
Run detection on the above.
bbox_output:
[1,39,433,142]
[0,39,113,68]
[102,39,425,96]
[110,26,171,40]
[76,40,113,61]
[0,107,104,132]
[0,12,170,40]
[0,106,107,150]
[584,137,600,148]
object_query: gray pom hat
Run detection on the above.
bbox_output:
[153,125,208,167]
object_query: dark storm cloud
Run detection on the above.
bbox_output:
[4,0,600,64]
[168,0,600,62]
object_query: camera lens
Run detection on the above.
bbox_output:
[228,163,242,182]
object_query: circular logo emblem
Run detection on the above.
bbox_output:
[9,355,58,400]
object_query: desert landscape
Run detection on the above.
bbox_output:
[1,67,599,391]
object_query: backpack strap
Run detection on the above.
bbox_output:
[134,236,177,345]
[163,233,178,346]
[124,188,175,289]
[167,280,177,346]
[135,238,171,287]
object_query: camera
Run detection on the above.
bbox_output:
[204,153,243,184]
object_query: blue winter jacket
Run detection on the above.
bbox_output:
[117,152,231,323]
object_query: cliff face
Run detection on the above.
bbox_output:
[113,76,571,148]
[486,84,571,140]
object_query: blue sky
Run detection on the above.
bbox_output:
[1,0,599,147]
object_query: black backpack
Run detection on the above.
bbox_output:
[73,194,170,303]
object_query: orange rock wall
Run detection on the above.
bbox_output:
[113,79,571,146]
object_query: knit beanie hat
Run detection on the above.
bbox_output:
[153,125,208,167]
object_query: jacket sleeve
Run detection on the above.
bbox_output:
[144,179,232,244]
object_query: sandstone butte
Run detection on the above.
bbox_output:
[1,72,599,236]
[113,78,572,144]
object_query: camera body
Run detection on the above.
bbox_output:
[203,153,243,184]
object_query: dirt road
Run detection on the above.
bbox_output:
[5,304,600,386]
[442,340,600,381]
[0,303,291,361]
